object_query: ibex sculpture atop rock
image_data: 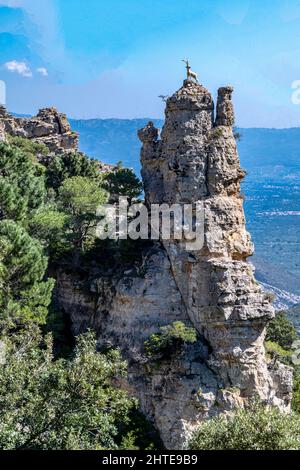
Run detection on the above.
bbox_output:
[182,59,198,82]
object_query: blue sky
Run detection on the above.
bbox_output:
[1,0,300,126]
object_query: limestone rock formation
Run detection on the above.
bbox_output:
[0,121,5,142]
[138,79,293,425]
[55,79,293,449]
[0,106,78,153]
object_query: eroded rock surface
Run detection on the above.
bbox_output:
[0,120,5,142]
[0,106,78,153]
[56,79,293,449]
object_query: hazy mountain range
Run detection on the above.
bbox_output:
[70,119,300,177]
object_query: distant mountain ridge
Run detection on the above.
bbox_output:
[12,113,300,178]
[69,118,300,178]
[70,118,163,173]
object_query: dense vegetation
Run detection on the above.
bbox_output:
[0,138,156,450]
[265,312,300,415]
[1,136,300,451]
[0,329,136,450]
[189,401,300,450]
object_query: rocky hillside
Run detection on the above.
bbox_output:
[54,79,293,449]
[0,105,78,154]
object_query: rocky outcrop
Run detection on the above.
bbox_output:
[0,121,5,142]
[0,106,115,174]
[0,106,78,153]
[55,79,293,449]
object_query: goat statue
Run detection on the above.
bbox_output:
[182,59,198,82]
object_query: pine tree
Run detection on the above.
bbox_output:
[58,176,108,261]
[0,220,54,327]
[0,142,45,223]
[102,167,143,203]
[46,151,99,191]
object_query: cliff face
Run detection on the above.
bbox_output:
[0,105,78,153]
[55,79,293,449]
[0,120,5,142]
[138,80,289,402]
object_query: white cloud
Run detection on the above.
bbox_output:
[37,67,48,77]
[4,60,32,77]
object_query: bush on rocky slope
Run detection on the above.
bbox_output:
[189,401,300,450]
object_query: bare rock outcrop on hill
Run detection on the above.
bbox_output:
[0,105,78,153]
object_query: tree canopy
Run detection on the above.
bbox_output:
[0,142,45,223]
[0,329,136,450]
[266,311,298,350]
[102,167,143,202]
[58,176,108,257]
[0,220,54,327]
[46,151,99,191]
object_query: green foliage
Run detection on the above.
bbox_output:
[265,340,292,358]
[46,151,99,191]
[102,167,143,202]
[265,312,300,416]
[0,328,137,450]
[0,134,164,450]
[118,410,164,450]
[145,321,197,360]
[0,220,54,327]
[292,367,300,414]
[7,135,48,161]
[29,207,70,257]
[58,176,108,257]
[233,127,242,141]
[211,127,224,139]
[0,142,46,222]
[189,401,300,450]
[265,340,293,366]
[266,311,298,350]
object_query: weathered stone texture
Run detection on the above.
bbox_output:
[0,120,5,142]
[0,106,78,153]
[55,79,293,449]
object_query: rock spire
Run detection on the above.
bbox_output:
[55,78,293,449]
[138,78,292,442]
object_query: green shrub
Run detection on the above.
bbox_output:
[211,127,223,139]
[0,328,137,450]
[58,176,108,259]
[292,366,300,414]
[266,311,298,350]
[189,401,300,450]
[265,340,292,361]
[7,135,48,161]
[145,321,197,360]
